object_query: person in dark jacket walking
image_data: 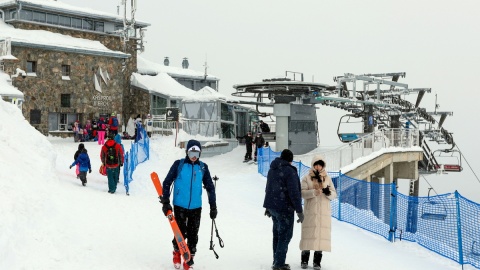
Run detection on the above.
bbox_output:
[244,131,254,161]
[100,133,124,193]
[69,148,92,186]
[161,139,217,270]
[264,149,304,270]
[254,132,265,162]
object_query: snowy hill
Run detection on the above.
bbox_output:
[0,98,473,269]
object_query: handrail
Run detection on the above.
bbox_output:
[315,128,420,172]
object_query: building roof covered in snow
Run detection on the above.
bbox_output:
[130,72,195,99]
[0,21,128,58]
[0,0,150,27]
[137,56,219,80]
[0,71,24,98]
[182,86,233,102]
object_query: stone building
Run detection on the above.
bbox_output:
[0,0,149,135]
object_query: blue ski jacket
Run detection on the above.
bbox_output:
[162,157,217,210]
[71,150,92,172]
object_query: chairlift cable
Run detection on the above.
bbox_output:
[420,175,438,196]
[453,143,480,185]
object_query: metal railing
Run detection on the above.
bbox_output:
[318,128,420,172]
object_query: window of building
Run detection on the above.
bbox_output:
[61,94,71,108]
[30,109,41,125]
[82,19,93,30]
[10,9,17,20]
[58,15,71,27]
[94,21,104,32]
[71,17,82,29]
[20,9,33,21]
[26,61,37,74]
[33,11,46,23]
[170,100,177,108]
[221,103,234,121]
[46,13,58,24]
[114,24,123,32]
[151,95,167,115]
[62,65,70,77]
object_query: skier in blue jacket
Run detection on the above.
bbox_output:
[69,148,92,186]
[161,139,217,270]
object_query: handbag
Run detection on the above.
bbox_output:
[99,164,107,176]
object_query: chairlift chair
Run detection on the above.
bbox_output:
[337,114,366,143]
[420,188,448,221]
[433,149,463,172]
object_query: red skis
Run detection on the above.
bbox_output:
[150,172,191,263]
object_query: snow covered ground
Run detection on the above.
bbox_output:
[1,99,477,270]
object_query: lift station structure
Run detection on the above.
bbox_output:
[232,71,461,175]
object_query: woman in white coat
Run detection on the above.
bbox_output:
[299,155,337,269]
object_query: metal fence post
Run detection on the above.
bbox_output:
[455,191,464,267]
[388,182,397,242]
[338,171,342,221]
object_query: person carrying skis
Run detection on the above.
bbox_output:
[263,149,304,270]
[161,139,217,270]
[69,147,92,186]
[100,133,124,193]
[244,131,254,162]
[299,155,336,270]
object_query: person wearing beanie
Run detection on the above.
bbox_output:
[253,132,265,162]
[100,131,124,193]
[299,155,336,270]
[263,149,303,270]
[73,143,85,178]
[160,139,217,270]
[69,147,91,186]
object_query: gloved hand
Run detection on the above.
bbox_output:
[69,165,73,169]
[162,203,172,216]
[322,186,331,196]
[264,209,271,218]
[89,169,92,174]
[210,208,218,219]
[297,212,304,223]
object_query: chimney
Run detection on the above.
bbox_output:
[164,57,170,66]
[182,57,189,69]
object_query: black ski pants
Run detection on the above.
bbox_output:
[172,205,202,255]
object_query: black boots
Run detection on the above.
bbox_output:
[301,250,322,269]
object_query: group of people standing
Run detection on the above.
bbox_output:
[264,149,337,270]
[72,113,120,144]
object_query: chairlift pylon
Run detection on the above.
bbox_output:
[420,188,447,221]
[337,113,366,143]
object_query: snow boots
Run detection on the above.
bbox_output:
[173,250,181,269]
[301,250,322,269]
[183,254,194,270]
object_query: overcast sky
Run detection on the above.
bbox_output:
[59,0,480,189]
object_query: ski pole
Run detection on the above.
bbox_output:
[209,175,222,259]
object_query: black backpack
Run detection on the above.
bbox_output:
[105,143,118,165]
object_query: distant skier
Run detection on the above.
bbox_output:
[69,147,92,186]
[243,131,254,162]
[254,132,265,162]
[259,120,270,132]
[160,139,217,270]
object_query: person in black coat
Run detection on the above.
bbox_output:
[254,132,265,162]
[263,149,304,270]
[260,120,270,132]
[244,132,254,161]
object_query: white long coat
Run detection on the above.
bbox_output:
[299,155,337,251]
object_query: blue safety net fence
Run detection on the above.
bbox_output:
[258,147,480,269]
[123,126,149,194]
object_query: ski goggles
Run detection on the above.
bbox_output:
[188,150,200,159]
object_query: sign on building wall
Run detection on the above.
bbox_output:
[166,107,179,121]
